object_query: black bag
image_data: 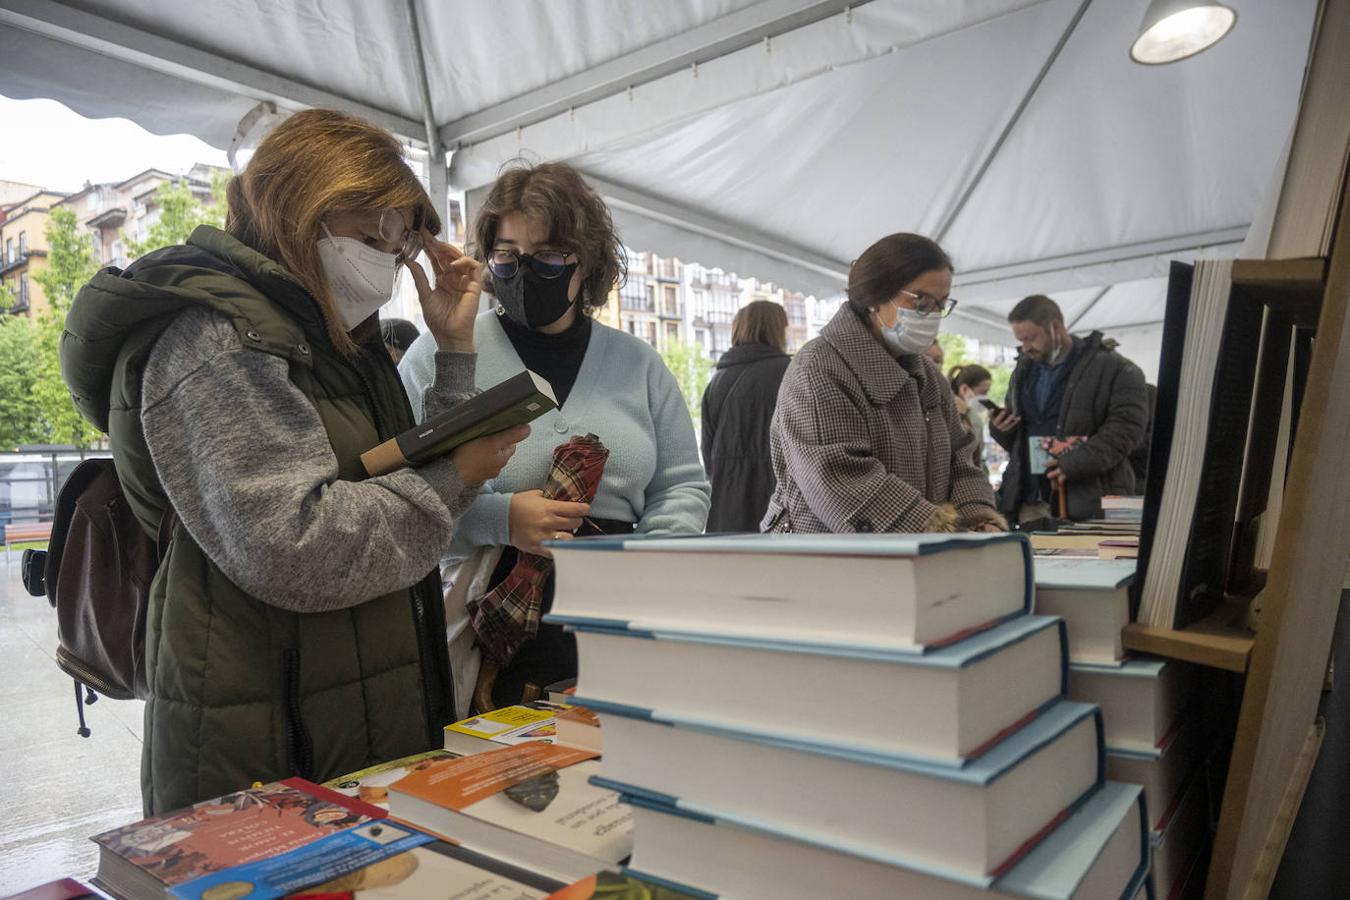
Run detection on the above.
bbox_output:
[20,458,173,735]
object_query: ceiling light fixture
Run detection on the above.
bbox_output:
[1130,0,1237,65]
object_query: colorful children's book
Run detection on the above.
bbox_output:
[389,742,633,884]
[619,781,1148,899]
[90,778,381,900]
[546,870,712,899]
[560,615,1068,764]
[324,750,462,808]
[546,532,1033,652]
[588,700,1103,881]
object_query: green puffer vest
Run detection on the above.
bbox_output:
[62,226,453,814]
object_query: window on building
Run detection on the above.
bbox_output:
[665,321,680,345]
[646,322,658,346]
[663,284,679,318]
[4,238,11,264]
[18,231,27,256]
[19,272,29,306]
[646,283,657,311]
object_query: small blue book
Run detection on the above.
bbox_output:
[559,614,1067,765]
[545,531,1032,652]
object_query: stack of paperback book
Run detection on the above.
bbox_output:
[545,532,1152,898]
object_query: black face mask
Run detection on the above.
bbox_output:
[493,260,580,329]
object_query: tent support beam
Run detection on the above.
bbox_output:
[1066,284,1113,331]
[933,0,1093,242]
[403,0,448,225]
[438,0,865,149]
[581,172,851,285]
[0,0,424,140]
[952,225,1249,289]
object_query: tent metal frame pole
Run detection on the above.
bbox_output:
[952,225,1250,288]
[403,0,448,226]
[0,0,424,141]
[1066,284,1113,331]
[933,0,1093,242]
[581,172,851,284]
[438,0,866,149]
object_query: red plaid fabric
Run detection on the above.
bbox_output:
[468,434,609,665]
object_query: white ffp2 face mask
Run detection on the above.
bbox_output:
[877,304,942,356]
[317,224,399,331]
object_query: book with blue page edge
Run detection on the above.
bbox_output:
[1033,557,1137,591]
[585,700,1103,881]
[557,614,1068,765]
[618,781,1149,899]
[545,531,1034,653]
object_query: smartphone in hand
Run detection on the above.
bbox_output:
[978,398,1002,415]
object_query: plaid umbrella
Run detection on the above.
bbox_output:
[468,433,610,665]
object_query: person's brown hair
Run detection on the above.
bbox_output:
[470,161,626,313]
[948,363,992,392]
[847,233,952,315]
[225,109,441,355]
[731,300,789,352]
[1008,294,1064,330]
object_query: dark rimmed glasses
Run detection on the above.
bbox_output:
[897,288,959,318]
[488,248,573,280]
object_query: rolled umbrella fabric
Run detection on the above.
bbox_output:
[469,433,609,665]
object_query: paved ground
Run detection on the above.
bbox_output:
[0,561,143,893]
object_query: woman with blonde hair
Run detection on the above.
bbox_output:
[63,109,527,813]
[701,300,792,532]
[401,161,709,710]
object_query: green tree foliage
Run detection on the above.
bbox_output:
[0,315,43,449]
[124,171,228,260]
[32,207,102,447]
[659,340,715,421]
[938,330,1013,403]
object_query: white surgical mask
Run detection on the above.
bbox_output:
[317,223,399,330]
[877,303,942,356]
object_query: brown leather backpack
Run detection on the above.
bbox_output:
[20,458,173,735]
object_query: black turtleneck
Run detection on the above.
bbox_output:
[495,311,593,408]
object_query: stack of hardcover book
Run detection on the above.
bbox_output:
[1036,556,1208,898]
[545,532,1151,898]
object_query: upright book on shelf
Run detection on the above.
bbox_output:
[548,532,1032,652]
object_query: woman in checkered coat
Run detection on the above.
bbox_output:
[761,234,1006,534]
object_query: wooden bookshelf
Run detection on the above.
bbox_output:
[1121,600,1254,672]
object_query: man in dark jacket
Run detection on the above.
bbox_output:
[989,295,1148,522]
[701,301,792,531]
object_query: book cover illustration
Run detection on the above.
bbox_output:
[447,705,559,745]
[548,870,711,899]
[394,742,633,864]
[1028,435,1087,475]
[173,821,564,900]
[323,749,462,807]
[92,779,376,887]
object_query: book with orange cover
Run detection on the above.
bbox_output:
[389,742,632,883]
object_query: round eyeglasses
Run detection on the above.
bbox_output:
[897,288,959,319]
[488,248,572,280]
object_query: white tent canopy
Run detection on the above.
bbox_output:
[0,0,1320,358]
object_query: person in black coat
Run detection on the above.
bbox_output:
[701,300,792,532]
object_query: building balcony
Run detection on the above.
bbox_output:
[87,206,128,229]
[0,250,44,277]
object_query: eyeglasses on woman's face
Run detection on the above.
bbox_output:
[378,208,424,264]
[896,288,959,319]
[487,247,574,280]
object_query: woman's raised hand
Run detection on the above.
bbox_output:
[406,233,481,353]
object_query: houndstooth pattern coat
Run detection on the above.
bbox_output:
[761,304,1002,534]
